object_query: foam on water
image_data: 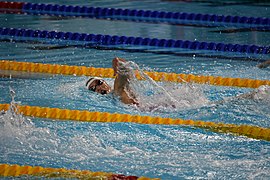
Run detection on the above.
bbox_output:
[0,66,269,179]
[0,88,128,164]
[0,88,54,153]
[0,88,33,128]
[54,60,210,113]
[0,90,269,179]
[118,61,210,112]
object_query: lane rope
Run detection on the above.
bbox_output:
[0,103,269,141]
[0,27,269,55]
[1,60,269,88]
[0,163,155,180]
[0,1,269,28]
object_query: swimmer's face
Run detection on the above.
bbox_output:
[88,79,111,95]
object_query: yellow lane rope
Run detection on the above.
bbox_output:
[1,60,269,88]
[0,104,269,141]
[0,164,156,179]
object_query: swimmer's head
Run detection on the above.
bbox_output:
[86,77,111,95]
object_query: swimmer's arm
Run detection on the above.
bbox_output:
[211,91,255,105]
[257,60,270,69]
[211,85,269,106]
[114,70,138,105]
[112,57,131,88]
[112,57,138,105]
[120,88,139,105]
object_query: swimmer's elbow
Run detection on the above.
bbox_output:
[120,91,139,105]
[121,97,139,106]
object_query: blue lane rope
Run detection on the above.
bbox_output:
[0,27,269,55]
[17,2,270,28]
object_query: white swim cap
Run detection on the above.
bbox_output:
[86,77,103,90]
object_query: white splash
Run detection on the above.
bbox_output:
[119,61,209,112]
[0,87,33,128]
[0,88,55,157]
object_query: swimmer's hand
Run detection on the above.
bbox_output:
[257,60,270,69]
[112,57,127,76]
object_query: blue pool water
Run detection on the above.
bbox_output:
[0,0,270,179]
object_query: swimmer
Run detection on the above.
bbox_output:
[86,57,139,105]
[257,60,270,69]
[86,57,270,107]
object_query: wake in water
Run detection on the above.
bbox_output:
[119,61,209,112]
